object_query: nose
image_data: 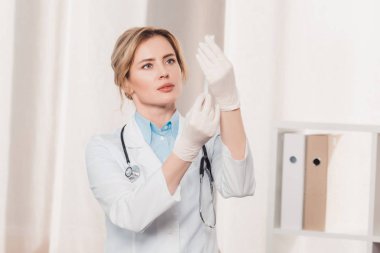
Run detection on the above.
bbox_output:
[160,72,169,79]
[158,64,169,79]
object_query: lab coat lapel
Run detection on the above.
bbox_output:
[122,115,145,148]
[122,116,162,175]
[122,113,185,176]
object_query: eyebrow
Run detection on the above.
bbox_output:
[137,53,175,65]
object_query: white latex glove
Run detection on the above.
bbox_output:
[196,35,240,111]
[173,93,220,162]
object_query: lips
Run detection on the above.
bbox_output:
[157,83,175,92]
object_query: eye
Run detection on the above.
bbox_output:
[142,63,153,69]
[166,58,176,64]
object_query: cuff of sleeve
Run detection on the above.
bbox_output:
[218,139,255,198]
[107,168,182,232]
[220,139,248,162]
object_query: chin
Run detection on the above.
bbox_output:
[139,91,180,108]
[161,92,180,104]
[159,98,177,108]
[145,95,175,107]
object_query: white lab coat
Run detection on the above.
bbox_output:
[85,114,255,253]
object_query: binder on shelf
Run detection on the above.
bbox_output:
[281,133,306,230]
[303,134,329,231]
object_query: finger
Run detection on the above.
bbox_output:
[204,37,224,59]
[197,47,214,69]
[202,93,212,114]
[195,54,210,74]
[209,107,215,120]
[197,47,214,65]
[212,103,221,128]
[208,93,216,113]
[198,42,218,63]
[208,96,215,120]
[192,93,206,112]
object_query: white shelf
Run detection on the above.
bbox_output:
[273,228,369,242]
[267,121,380,253]
[274,121,380,133]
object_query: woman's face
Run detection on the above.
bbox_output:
[125,35,183,110]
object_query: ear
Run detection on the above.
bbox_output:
[122,79,134,99]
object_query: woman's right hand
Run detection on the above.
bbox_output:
[173,93,220,162]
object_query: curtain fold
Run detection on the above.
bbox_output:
[3,0,71,252]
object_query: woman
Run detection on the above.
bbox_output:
[85,26,255,253]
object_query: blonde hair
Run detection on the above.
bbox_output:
[111,26,188,101]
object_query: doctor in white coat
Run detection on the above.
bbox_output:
[85,26,255,253]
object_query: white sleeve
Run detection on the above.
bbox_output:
[210,134,256,198]
[85,136,181,233]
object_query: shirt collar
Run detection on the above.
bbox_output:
[134,110,179,145]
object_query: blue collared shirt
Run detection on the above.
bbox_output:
[135,111,179,163]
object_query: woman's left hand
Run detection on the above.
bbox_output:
[173,93,220,162]
[196,35,240,111]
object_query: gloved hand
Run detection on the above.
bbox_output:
[173,93,220,162]
[196,35,240,111]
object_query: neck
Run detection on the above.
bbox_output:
[136,104,176,128]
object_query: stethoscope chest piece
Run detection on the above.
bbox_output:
[120,125,141,183]
[125,164,140,182]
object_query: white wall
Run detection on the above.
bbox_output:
[223,0,380,252]
[272,0,380,251]
[220,0,277,252]
[276,0,380,124]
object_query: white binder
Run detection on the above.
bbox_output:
[281,133,306,230]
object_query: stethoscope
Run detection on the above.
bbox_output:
[120,125,140,182]
[120,124,216,228]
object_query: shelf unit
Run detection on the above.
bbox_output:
[267,121,380,253]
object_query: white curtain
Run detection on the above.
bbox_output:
[0,0,229,252]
